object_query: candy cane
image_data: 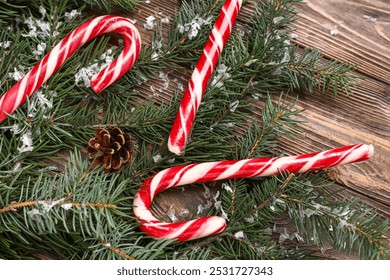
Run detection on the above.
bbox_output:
[133,144,374,241]
[168,0,242,155]
[0,15,141,123]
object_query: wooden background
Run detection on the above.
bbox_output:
[121,0,389,259]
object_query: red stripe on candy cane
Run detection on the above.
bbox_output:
[0,15,141,123]
[133,144,374,241]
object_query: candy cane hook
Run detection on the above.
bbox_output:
[134,144,374,241]
[168,0,243,155]
[0,15,141,123]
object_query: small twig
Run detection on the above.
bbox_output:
[100,240,136,260]
[71,202,117,209]
[247,111,283,158]
[0,199,117,214]
[0,201,38,214]
[249,173,294,215]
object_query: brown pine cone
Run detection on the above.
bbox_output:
[87,128,134,173]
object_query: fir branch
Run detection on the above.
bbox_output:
[0,200,117,215]
[237,94,302,159]
[285,48,357,95]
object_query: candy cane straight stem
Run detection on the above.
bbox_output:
[0,15,141,123]
[168,0,242,155]
[133,144,374,241]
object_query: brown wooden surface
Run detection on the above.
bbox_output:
[127,0,389,259]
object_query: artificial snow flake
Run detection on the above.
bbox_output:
[144,15,156,30]
[273,16,284,24]
[330,25,339,36]
[278,228,290,243]
[75,47,117,88]
[0,41,12,49]
[61,203,72,211]
[159,71,170,90]
[363,15,377,22]
[178,15,213,40]
[32,42,47,58]
[27,209,41,220]
[245,216,255,223]
[152,153,162,163]
[167,205,179,222]
[234,231,245,239]
[10,124,20,135]
[222,183,233,193]
[229,100,239,112]
[203,185,211,199]
[338,219,354,229]
[28,89,55,119]
[8,65,31,82]
[197,200,213,215]
[39,6,46,18]
[64,10,81,21]
[244,59,258,67]
[22,16,51,38]
[18,130,33,153]
[179,208,190,217]
[210,64,230,88]
[38,198,65,212]
[161,17,170,24]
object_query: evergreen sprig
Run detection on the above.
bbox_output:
[0,0,387,260]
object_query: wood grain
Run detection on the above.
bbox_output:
[125,0,389,259]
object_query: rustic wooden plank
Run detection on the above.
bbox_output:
[292,0,390,83]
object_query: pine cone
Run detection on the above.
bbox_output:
[87,128,134,173]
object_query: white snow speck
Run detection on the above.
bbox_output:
[161,17,170,24]
[27,209,41,220]
[179,208,189,217]
[61,203,73,211]
[10,124,20,135]
[144,15,156,30]
[152,153,162,163]
[159,71,170,90]
[363,15,377,22]
[278,228,290,243]
[0,41,12,49]
[330,25,339,36]
[222,183,233,193]
[32,42,47,58]
[211,64,230,88]
[245,59,258,67]
[234,231,245,239]
[273,16,284,24]
[229,100,239,112]
[38,198,65,212]
[338,219,354,229]
[167,205,179,222]
[178,15,213,40]
[65,10,81,21]
[75,47,117,88]
[18,130,34,153]
[39,6,46,18]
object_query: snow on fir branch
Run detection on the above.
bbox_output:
[0,0,388,260]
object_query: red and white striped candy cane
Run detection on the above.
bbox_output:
[0,15,141,123]
[133,144,374,241]
[168,0,242,155]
